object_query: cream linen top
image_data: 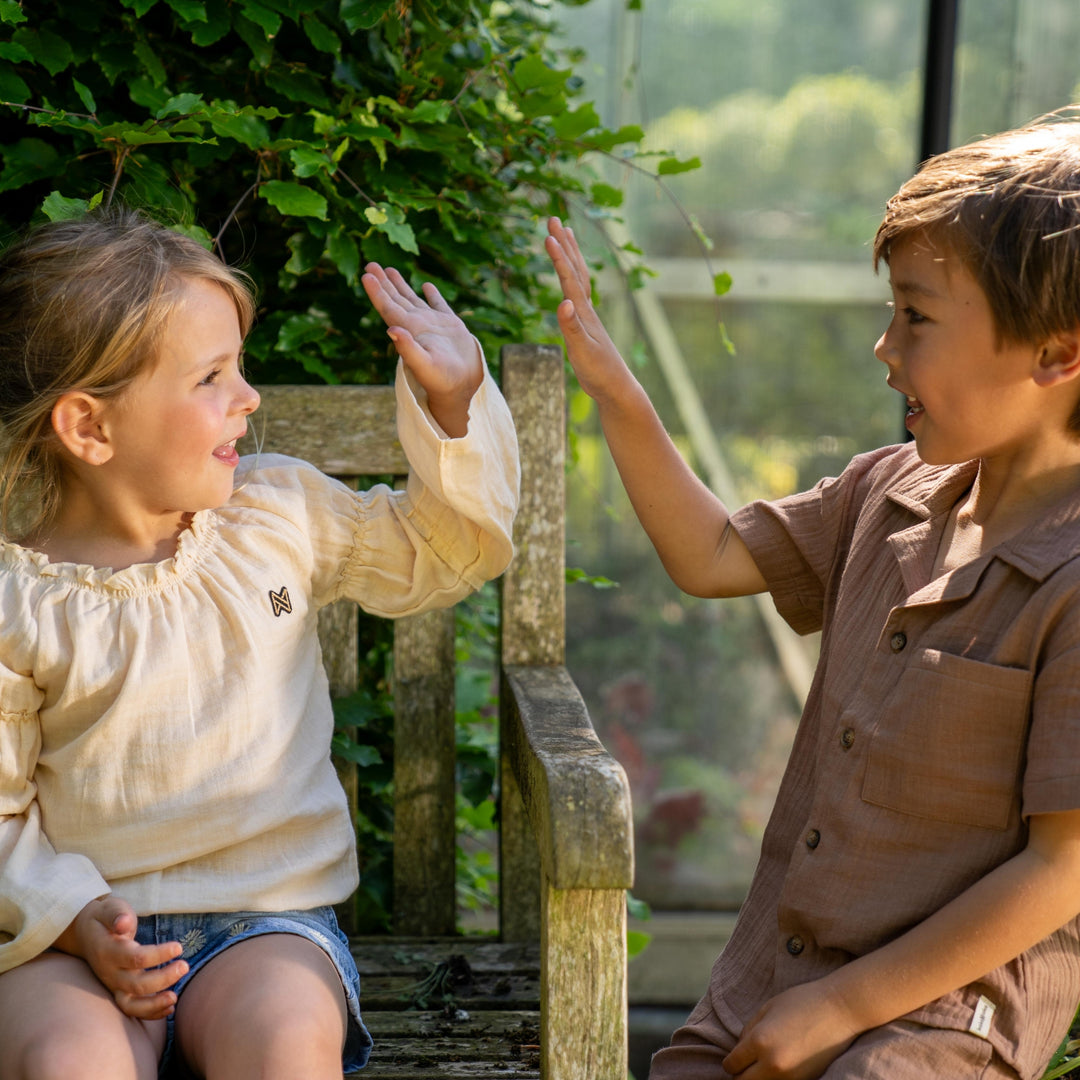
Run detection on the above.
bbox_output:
[0,360,519,973]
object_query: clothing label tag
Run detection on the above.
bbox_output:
[969,995,996,1039]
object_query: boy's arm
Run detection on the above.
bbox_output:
[545,217,766,598]
[723,807,1080,1079]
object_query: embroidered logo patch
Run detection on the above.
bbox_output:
[269,586,292,617]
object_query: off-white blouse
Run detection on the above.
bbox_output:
[0,361,519,973]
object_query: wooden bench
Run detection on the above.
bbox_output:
[245,344,635,1080]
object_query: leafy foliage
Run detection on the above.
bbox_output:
[0,0,670,386]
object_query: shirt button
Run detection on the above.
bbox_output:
[805,828,821,849]
[840,727,856,750]
[786,935,805,956]
[890,631,907,652]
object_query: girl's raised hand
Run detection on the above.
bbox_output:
[54,896,188,1020]
[544,217,632,405]
[362,263,484,439]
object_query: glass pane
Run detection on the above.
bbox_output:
[555,0,925,910]
[952,0,1080,139]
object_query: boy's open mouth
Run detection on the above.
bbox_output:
[905,395,924,417]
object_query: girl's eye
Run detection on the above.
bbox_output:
[200,368,222,386]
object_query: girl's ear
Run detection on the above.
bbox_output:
[1035,331,1080,388]
[51,392,114,466]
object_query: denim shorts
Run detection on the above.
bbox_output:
[135,906,372,1076]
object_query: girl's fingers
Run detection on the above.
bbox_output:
[115,987,179,1021]
[421,281,454,314]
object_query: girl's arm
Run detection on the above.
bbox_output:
[361,264,484,439]
[722,806,1080,1079]
[544,217,766,599]
[52,895,188,1021]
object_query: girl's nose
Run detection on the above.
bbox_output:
[238,377,260,415]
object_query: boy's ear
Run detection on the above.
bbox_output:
[51,392,114,466]
[1034,330,1080,387]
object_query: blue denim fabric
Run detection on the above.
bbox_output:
[135,906,371,1076]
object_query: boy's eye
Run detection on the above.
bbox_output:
[886,301,926,326]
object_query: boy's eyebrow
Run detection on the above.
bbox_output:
[888,277,943,300]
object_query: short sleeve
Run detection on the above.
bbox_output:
[730,446,900,635]
[0,665,109,973]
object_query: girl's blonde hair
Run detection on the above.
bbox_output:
[0,206,256,538]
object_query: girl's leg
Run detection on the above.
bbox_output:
[0,951,165,1080]
[172,933,348,1080]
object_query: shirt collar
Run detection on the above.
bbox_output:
[885,451,1080,583]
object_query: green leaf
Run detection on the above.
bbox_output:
[120,0,159,15]
[340,0,394,32]
[0,42,33,63]
[565,567,619,589]
[164,0,207,21]
[40,191,94,222]
[0,64,31,103]
[261,179,328,219]
[513,53,570,92]
[364,202,418,254]
[233,13,274,66]
[133,39,168,86]
[408,99,451,125]
[239,0,282,37]
[713,271,732,297]
[209,110,270,150]
[289,145,331,177]
[12,27,74,76]
[190,5,231,45]
[627,930,651,960]
[657,154,702,176]
[326,227,360,284]
[590,182,623,209]
[552,102,600,140]
[169,222,214,249]
[0,0,27,25]
[302,13,340,56]
[72,78,97,113]
[581,124,644,152]
[157,92,205,118]
[0,139,60,192]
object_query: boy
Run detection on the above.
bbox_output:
[544,111,1080,1080]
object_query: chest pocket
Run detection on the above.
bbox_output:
[861,648,1030,831]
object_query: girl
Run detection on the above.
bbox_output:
[0,207,519,1080]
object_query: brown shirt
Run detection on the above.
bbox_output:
[723,442,1080,1080]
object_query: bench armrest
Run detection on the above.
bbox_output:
[501,663,634,891]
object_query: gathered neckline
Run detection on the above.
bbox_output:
[0,510,214,593]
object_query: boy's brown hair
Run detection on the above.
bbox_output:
[874,109,1080,432]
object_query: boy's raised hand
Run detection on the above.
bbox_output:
[544,216,632,404]
[362,263,483,439]
[53,895,187,1020]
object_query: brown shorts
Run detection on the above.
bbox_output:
[648,996,1018,1080]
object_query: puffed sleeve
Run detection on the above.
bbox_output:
[0,666,109,973]
[330,355,519,615]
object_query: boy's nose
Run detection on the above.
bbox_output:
[873,331,891,365]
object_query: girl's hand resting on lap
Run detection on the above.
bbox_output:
[53,895,187,1021]
[362,263,483,439]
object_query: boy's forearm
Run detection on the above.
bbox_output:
[824,808,1080,1036]
[593,377,765,598]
